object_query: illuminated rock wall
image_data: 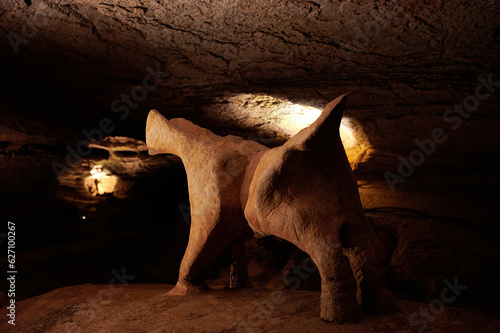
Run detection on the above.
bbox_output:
[0,0,498,175]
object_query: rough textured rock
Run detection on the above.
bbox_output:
[367,208,500,303]
[1,284,499,333]
[0,0,498,328]
[269,207,500,304]
[242,95,396,322]
[0,0,498,175]
[146,95,397,322]
[146,109,267,294]
[58,136,173,200]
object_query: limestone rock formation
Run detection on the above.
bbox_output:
[1,2,498,325]
[146,110,267,294]
[57,136,177,201]
[1,0,498,172]
[241,95,396,322]
[146,95,396,322]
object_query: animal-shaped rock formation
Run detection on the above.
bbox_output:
[146,113,267,294]
[146,95,397,322]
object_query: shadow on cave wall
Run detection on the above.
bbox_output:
[0,150,191,299]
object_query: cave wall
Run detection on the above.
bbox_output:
[1,0,499,161]
[1,0,498,232]
[0,0,499,307]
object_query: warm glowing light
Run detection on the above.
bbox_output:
[338,117,370,167]
[263,98,372,168]
[277,103,323,136]
[207,93,372,169]
[85,165,118,196]
[340,118,360,150]
[275,98,374,169]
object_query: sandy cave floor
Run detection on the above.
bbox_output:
[1,284,499,333]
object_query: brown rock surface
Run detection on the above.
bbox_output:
[0,0,498,329]
[147,95,396,322]
[242,95,396,322]
[146,109,267,294]
[1,0,498,172]
[1,284,499,333]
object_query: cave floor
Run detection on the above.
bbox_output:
[1,284,498,333]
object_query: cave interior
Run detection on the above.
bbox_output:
[0,0,499,331]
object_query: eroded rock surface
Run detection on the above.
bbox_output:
[146,109,267,294]
[147,95,397,322]
[1,0,498,175]
[242,95,396,322]
[1,284,498,333]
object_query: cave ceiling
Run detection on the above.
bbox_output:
[0,0,499,177]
